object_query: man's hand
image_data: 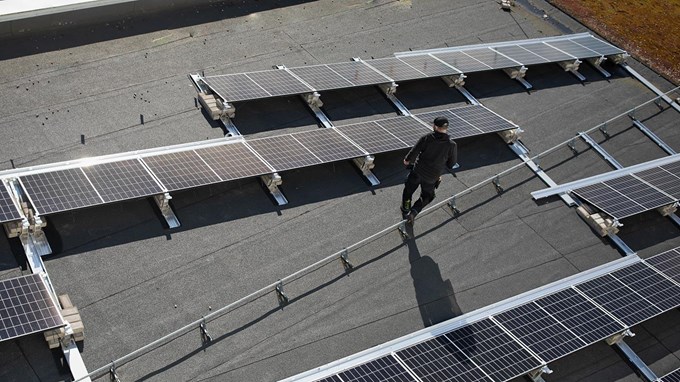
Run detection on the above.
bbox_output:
[403,159,410,166]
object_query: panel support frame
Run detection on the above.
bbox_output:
[558,59,586,81]
[612,339,659,382]
[379,83,410,116]
[300,92,333,129]
[620,63,680,113]
[153,193,180,229]
[586,56,611,78]
[261,173,288,206]
[503,66,533,89]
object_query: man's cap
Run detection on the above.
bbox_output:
[433,116,449,128]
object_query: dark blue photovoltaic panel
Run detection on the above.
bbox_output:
[645,248,680,284]
[338,355,417,382]
[314,376,342,382]
[20,168,103,215]
[0,183,21,223]
[610,262,680,313]
[495,300,586,362]
[396,335,490,382]
[661,368,680,382]
[82,159,164,203]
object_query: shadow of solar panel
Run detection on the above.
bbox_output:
[432,51,492,73]
[246,135,322,172]
[520,42,575,62]
[634,167,680,200]
[396,55,460,77]
[82,159,164,203]
[336,121,409,154]
[376,117,431,147]
[413,110,483,140]
[0,274,64,342]
[534,288,624,346]
[203,74,270,102]
[492,45,549,66]
[20,168,103,215]
[292,129,366,163]
[366,57,427,81]
[289,65,354,91]
[314,376,342,382]
[326,61,392,86]
[450,105,516,134]
[662,368,680,382]
[462,48,520,69]
[575,273,661,327]
[246,69,313,97]
[573,182,651,219]
[610,262,680,314]
[444,318,543,381]
[142,151,222,191]
[0,183,21,223]
[395,335,490,382]
[338,355,417,382]
[546,40,600,59]
[570,36,624,56]
[195,142,273,181]
[645,248,680,284]
[495,300,586,362]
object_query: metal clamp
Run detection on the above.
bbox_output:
[448,196,460,215]
[340,249,353,270]
[599,123,610,139]
[275,280,289,305]
[352,156,380,186]
[567,138,578,155]
[606,329,634,345]
[200,318,212,344]
[109,362,121,382]
[153,193,180,229]
[492,176,504,194]
[527,365,553,382]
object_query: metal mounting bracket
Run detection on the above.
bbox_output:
[579,132,623,168]
[492,176,504,194]
[189,73,210,93]
[606,329,634,345]
[153,193,180,229]
[558,59,586,81]
[219,114,241,137]
[631,118,676,155]
[567,138,578,154]
[109,362,121,382]
[599,123,610,138]
[586,56,611,78]
[352,156,380,186]
[448,196,460,215]
[261,173,288,205]
[527,365,553,382]
[503,66,532,89]
[441,73,467,88]
[379,83,410,116]
[612,339,659,382]
[301,92,333,128]
[4,179,52,256]
[275,280,289,305]
[340,249,353,270]
[200,318,212,344]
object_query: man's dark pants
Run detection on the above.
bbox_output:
[402,171,436,215]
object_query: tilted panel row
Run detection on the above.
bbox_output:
[0,181,22,223]
[6,104,516,218]
[283,247,680,382]
[201,33,626,104]
[661,367,680,382]
[572,157,680,219]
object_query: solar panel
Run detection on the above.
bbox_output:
[574,273,661,327]
[376,116,432,147]
[634,167,680,199]
[288,65,354,91]
[534,288,624,345]
[645,249,680,284]
[0,273,64,342]
[365,57,427,81]
[336,121,409,154]
[432,51,492,73]
[545,40,600,59]
[81,159,164,203]
[610,262,680,314]
[0,182,21,223]
[494,300,587,362]
[519,42,575,62]
[338,355,418,382]
[314,376,343,382]
[203,73,270,102]
[396,335,491,382]
[445,318,543,381]
[460,48,520,69]
[195,142,274,181]
[662,368,680,382]
[569,36,624,56]
[325,61,392,86]
[245,135,322,172]
[20,168,103,215]
[396,55,460,77]
[450,105,517,133]
[492,45,549,65]
[291,129,366,163]
[141,151,222,192]
[413,110,484,140]
[245,69,314,97]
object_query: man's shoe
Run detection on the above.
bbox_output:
[407,210,417,225]
[400,206,409,219]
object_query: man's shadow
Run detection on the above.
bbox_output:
[404,224,463,327]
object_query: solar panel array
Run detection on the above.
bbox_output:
[661,368,680,382]
[201,33,626,103]
[0,273,64,342]
[0,182,22,223]
[572,158,680,219]
[1,104,516,218]
[283,248,680,382]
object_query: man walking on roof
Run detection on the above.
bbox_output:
[401,116,458,225]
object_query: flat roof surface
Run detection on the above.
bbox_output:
[0,1,679,381]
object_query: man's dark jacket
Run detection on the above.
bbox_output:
[404,131,457,183]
